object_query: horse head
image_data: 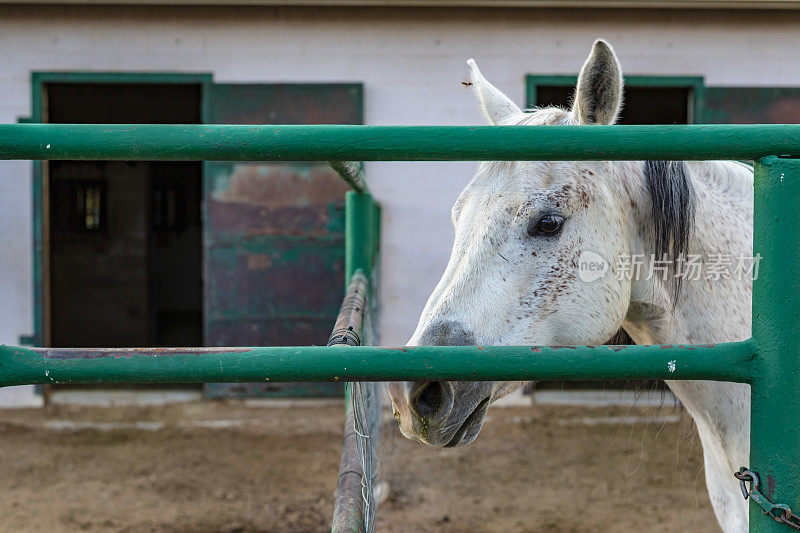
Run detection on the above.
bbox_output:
[388,40,642,447]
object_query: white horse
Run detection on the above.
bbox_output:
[387,40,753,532]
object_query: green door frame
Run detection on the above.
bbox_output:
[525,74,706,124]
[26,72,213,347]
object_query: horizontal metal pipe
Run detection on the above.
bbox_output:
[0,341,757,387]
[1,124,799,161]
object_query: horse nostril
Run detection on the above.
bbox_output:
[411,381,445,418]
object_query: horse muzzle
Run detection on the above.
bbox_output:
[389,380,493,447]
[440,396,490,447]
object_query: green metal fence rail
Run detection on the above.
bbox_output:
[2,123,800,161]
[0,342,757,387]
[1,123,799,533]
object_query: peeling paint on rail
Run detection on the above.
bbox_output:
[36,348,255,360]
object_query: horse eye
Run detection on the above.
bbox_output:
[528,214,564,237]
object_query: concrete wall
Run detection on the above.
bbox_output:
[1,6,799,403]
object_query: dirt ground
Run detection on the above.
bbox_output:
[0,400,716,533]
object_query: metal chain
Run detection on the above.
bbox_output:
[735,468,800,529]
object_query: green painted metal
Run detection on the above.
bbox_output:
[345,191,379,285]
[702,87,800,124]
[201,161,348,348]
[736,469,800,528]
[201,82,363,398]
[30,157,44,346]
[6,124,800,161]
[203,83,363,126]
[749,156,800,533]
[335,181,380,533]
[0,341,756,388]
[31,72,214,86]
[331,154,379,532]
[30,78,45,347]
[16,113,34,346]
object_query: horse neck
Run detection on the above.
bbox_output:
[622,160,753,470]
[623,160,754,347]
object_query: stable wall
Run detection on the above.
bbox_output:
[0,5,798,404]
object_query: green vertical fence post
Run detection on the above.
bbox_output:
[334,190,379,533]
[345,191,376,284]
[750,156,800,532]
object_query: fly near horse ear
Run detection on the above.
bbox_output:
[466,59,522,125]
[572,40,623,125]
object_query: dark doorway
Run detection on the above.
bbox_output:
[536,84,690,124]
[46,83,203,349]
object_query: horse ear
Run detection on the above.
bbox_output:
[572,40,623,125]
[467,59,522,125]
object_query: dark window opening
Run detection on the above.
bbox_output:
[536,85,691,124]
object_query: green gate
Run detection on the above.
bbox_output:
[1,123,800,533]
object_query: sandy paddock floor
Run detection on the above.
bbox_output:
[0,400,717,532]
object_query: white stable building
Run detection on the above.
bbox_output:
[2,1,799,406]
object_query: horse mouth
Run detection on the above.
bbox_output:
[444,397,490,448]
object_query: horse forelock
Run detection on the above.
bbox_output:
[514,107,574,126]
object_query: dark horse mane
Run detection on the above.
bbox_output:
[643,160,696,303]
[608,160,695,346]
